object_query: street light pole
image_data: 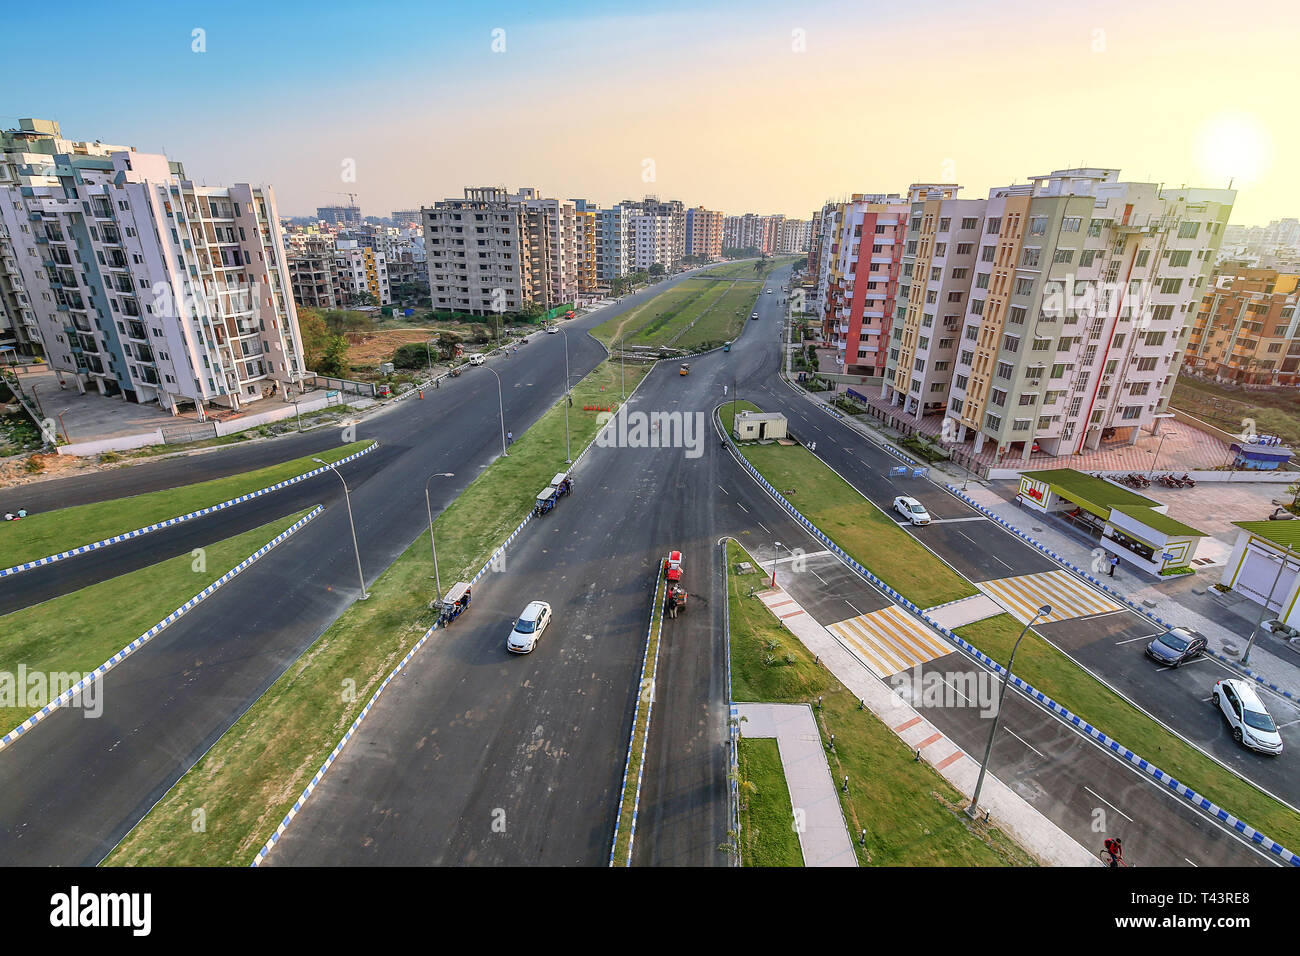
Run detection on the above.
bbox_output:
[1242,544,1300,665]
[1147,431,1172,480]
[424,472,455,605]
[966,604,1051,819]
[770,541,784,587]
[313,458,368,601]
[483,365,508,457]
[557,325,571,463]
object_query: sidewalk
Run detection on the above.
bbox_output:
[958,482,1300,701]
[753,584,1097,866]
[733,702,856,867]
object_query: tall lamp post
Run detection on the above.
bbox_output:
[1242,542,1300,665]
[770,541,787,587]
[424,471,455,605]
[482,365,508,457]
[313,458,368,601]
[966,604,1051,819]
[1147,430,1174,480]
[556,325,572,463]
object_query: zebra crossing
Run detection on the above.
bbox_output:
[978,569,1125,624]
[827,605,957,678]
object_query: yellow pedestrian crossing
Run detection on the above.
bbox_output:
[978,569,1124,624]
[827,605,956,678]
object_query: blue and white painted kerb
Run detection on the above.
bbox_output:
[726,434,1299,865]
[944,485,1300,704]
[0,442,378,580]
[609,564,667,866]
[0,505,325,754]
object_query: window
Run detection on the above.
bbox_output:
[981,245,996,262]
[1026,216,1046,236]
[1144,330,1168,347]
[947,290,964,303]
[950,398,964,414]
[951,267,968,279]
[954,374,969,390]
[1032,337,1052,351]
[970,298,985,316]
[1169,249,1191,267]
[1133,356,1158,372]
[976,272,990,289]
[961,217,978,230]
[1053,249,1075,264]
[986,217,1002,235]
[938,217,951,232]
[991,388,1007,406]
[1080,249,1098,267]
[956,243,973,255]
[964,325,978,341]
[1012,419,1031,431]
[1021,247,1041,267]
[1121,405,1143,420]
[1129,382,1150,396]
[985,413,1003,431]
[1150,304,1174,322]
[1061,217,1082,232]
[935,242,947,257]
[960,349,974,365]
[1178,221,1200,239]
[1002,334,1020,353]
[996,361,1014,379]
[1015,277,1035,295]
[1050,363,1068,379]
[1007,306,1027,325]
[1135,249,1151,267]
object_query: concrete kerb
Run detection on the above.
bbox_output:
[0,505,325,755]
[0,441,379,579]
[721,538,740,865]
[608,562,668,867]
[254,359,657,867]
[722,429,1300,866]
[943,484,1300,705]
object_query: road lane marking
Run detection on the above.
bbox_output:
[1006,729,1045,758]
[1115,634,1158,645]
[718,485,729,495]
[736,503,748,514]
[927,516,989,525]
[756,521,771,533]
[1084,785,1134,822]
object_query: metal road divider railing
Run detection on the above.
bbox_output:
[609,561,668,867]
[0,505,325,754]
[252,363,657,865]
[0,441,378,579]
[945,484,1300,706]
[722,428,1300,866]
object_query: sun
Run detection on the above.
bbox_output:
[1194,113,1270,188]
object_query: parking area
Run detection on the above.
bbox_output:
[9,368,178,442]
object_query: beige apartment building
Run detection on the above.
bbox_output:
[422,187,533,315]
[1184,266,1300,385]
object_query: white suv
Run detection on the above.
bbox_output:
[469,354,486,366]
[507,601,553,654]
[1212,679,1283,755]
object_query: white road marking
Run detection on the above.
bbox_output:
[1276,718,1300,729]
[1006,729,1045,758]
[717,485,729,495]
[810,567,828,585]
[1084,786,1134,823]
[736,503,748,514]
[1115,634,1158,646]
[756,521,770,534]
[844,601,862,616]
[927,516,988,525]
[1185,858,1199,867]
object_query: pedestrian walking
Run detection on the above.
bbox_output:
[1109,553,1119,577]
[507,430,513,445]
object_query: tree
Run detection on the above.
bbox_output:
[316,335,349,377]
[649,263,666,277]
[435,330,462,359]
[298,308,333,369]
[391,343,430,369]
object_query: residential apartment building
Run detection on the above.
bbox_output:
[777,218,812,255]
[0,147,305,413]
[316,204,360,226]
[1183,266,1300,385]
[818,193,909,376]
[895,168,1233,461]
[422,187,532,315]
[622,196,686,271]
[1,118,133,357]
[884,185,984,415]
[334,239,390,305]
[685,206,723,260]
[287,235,342,309]
[593,203,630,283]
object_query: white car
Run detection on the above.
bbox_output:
[1213,679,1283,755]
[893,496,931,526]
[545,326,558,334]
[766,289,773,294]
[750,311,759,319]
[469,354,486,366]
[506,601,553,654]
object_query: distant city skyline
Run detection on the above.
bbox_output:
[3,0,1296,225]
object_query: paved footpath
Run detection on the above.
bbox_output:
[961,483,1300,701]
[754,585,1098,867]
[734,702,856,867]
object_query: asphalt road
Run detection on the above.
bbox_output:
[0,269,712,866]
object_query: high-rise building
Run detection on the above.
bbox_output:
[1184,266,1300,385]
[594,203,630,283]
[571,200,600,294]
[422,187,532,315]
[685,206,723,260]
[621,196,686,271]
[316,204,361,226]
[884,168,1234,461]
[818,193,910,376]
[0,146,305,413]
[514,189,579,306]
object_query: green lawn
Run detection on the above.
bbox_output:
[701,257,796,281]
[728,541,1034,866]
[738,737,804,866]
[592,282,704,346]
[721,402,974,608]
[0,441,371,569]
[958,613,1300,854]
[105,360,650,866]
[674,281,764,351]
[0,509,313,733]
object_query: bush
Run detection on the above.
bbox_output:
[391,342,431,369]
[99,451,122,464]
[24,454,45,473]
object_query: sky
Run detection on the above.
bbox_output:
[3,0,1297,225]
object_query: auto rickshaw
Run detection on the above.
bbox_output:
[679,363,690,376]
[434,581,472,626]
[551,472,573,498]
[664,550,683,583]
[664,584,687,619]
[534,486,559,516]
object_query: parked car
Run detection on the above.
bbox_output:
[893,496,931,526]
[1212,679,1283,754]
[1144,626,1206,666]
[546,326,558,334]
[750,312,759,320]
[506,601,553,654]
[469,354,486,366]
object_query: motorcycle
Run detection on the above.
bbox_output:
[1180,473,1196,487]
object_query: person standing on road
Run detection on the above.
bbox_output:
[507,430,513,445]
[1109,553,1119,577]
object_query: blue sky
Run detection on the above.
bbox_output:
[3,0,1295,223]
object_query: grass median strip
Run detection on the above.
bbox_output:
[105,360,649,866]
[727,541,1034,866]
[0,440,371,569]
[958,613,1300,853]
[0,509,313,733]
[721,402,974,607]
[738,736,804,866]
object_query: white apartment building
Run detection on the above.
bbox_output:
[0,148,305,413]
[334,239,390,305]
[622,196,686,271]
[513,189,579,307]
[898,168,1234,462]
[594,203,630,282]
